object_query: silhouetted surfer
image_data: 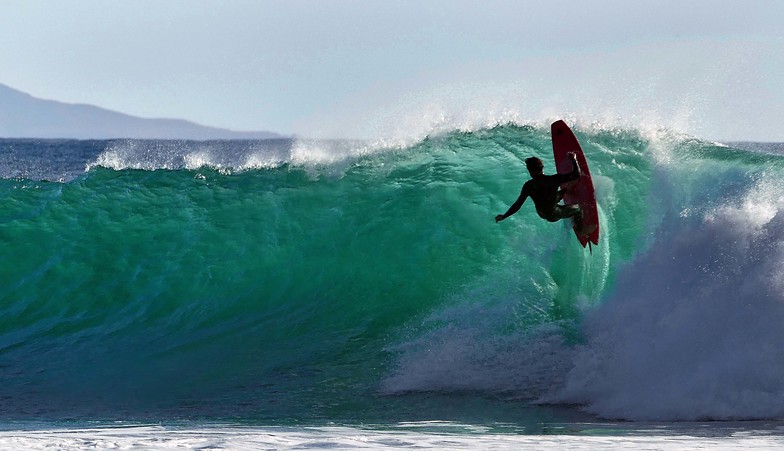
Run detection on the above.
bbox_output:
[495,152,582,225]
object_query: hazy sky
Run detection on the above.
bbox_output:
[1,0,782,140]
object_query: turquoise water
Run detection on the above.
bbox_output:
[2,125,784,423]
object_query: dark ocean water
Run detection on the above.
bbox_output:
[2,127,784,430]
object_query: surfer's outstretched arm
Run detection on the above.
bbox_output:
[496,185,529,223]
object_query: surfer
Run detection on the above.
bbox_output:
[495,152,582,225]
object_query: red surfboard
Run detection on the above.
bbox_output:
[551,120,599,249]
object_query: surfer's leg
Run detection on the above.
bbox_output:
[543,204,581,223]
[557,204,583,230]
[557,204,581,220]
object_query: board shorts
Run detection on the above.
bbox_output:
[537,204,581,223]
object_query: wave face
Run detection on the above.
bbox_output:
[1,127,783,422]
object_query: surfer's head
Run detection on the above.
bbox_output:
[525,157,544,176]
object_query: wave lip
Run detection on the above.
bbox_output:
[86,138,296,173]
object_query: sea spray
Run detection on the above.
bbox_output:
[552,175,784,420]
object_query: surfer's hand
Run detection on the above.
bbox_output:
[567,151,577,162]
[495,214,504,223]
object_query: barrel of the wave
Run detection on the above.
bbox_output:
[552,120,600,250]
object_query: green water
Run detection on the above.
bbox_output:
[1,124,779,422]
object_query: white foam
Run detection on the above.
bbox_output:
[1,424,782,450]
[554,178,784,420]
[183,150,213,170]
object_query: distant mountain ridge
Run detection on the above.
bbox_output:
[0,83,282,140]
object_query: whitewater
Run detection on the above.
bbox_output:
[2,121,784,448]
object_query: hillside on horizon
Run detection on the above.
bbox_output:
[0,83,282,140]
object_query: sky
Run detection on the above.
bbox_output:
[1,0,782,141]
